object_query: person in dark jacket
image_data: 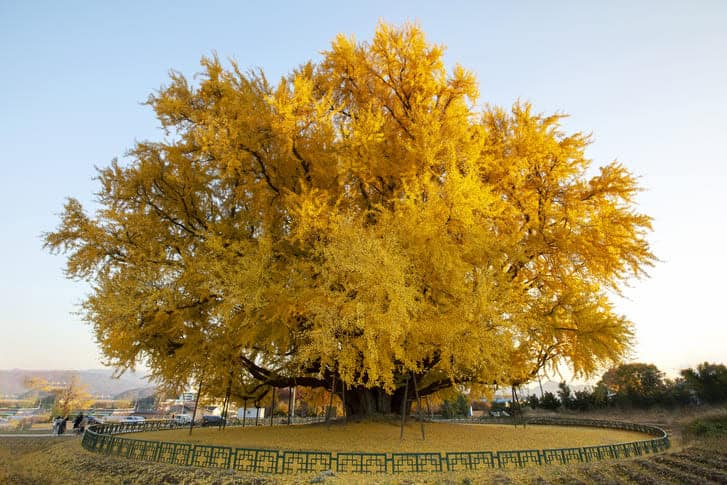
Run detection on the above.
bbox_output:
[73,413,83,432]
[79,414,88,433]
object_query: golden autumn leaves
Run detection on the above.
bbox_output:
[45,22,653,406]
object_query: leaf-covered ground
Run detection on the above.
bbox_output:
[2,408,726,484]
[135,421,649,453]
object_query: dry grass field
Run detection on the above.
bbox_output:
[135,421,650,453]
[1,407,726,484]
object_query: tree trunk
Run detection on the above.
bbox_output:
[343,385,412,417]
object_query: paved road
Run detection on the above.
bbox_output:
[0,433,79,438]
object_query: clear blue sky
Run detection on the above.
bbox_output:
[1,1,725,379]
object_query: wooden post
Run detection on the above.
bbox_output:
[219,393,226,431]
[270,387,275,427]
[189,378,203,436]
[287,386,293,425]
[221,381,231,430]
[242,399,247,428]
[291,386,296,424]
[412,372,425,440]
[255,401,260,426]
[342,382,347,426]
[399,374,409,441]
[326,373,336,429]
[221,370,233,430]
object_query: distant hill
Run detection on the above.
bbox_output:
[0,369,154,398]
[16,389,54,400]
[113,387,157,401]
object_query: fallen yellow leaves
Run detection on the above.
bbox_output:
[136,421,650,453]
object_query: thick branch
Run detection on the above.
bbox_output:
[237,355,326,389]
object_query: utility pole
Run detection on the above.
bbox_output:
[538,374,545,398]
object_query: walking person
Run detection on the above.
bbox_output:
[52,416,61,435]
[73,412,83,434]
[79,414,88,434]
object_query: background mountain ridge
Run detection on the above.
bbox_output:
[0,368,154,398]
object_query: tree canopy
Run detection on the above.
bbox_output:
[597,363,667,408]
[681,362,727,404]
[24,376,92,417]
[45,22,653,415]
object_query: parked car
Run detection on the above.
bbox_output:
[201,415,225,426]
[86,416,104,425]
[172,414,192,425]
[122,415,146,423]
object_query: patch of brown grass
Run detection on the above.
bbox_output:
[0,437,271,484]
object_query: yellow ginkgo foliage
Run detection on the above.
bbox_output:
[45,22,653,416]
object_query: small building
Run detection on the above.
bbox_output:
[237,407,265,419]
[204,405,222,416]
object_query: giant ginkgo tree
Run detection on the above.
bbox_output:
[45,23,653,416]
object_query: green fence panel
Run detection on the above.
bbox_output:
[613,444,626,458]
[618,443,632,458]
[630,441,644,456]
[94,434,109,453]
[107,436,125,456]
[647,439,662,453]
[497,449,542,468]
[91,432,102,451]
[583,445,606,462]
[127,439,145,460]
[233,448,279,473]
[335,452,388,473]
[103,435,117,454]
[541,447,582,465]
[157,442,192,466]
[497,450,518,468]
[82,416,670,474]
[97,433,109,452]
[445,451,496,471]
[143,440,161,461]
[119,438,135,458]
[598,445,615,459]
[190,445,232,468]
[139,440,155,460]
[646,440,656,453]
[390,453,443,473]
[81,431,96,450]
[648,440,660,454]
[125,439,157,461]
[281,451,333,474]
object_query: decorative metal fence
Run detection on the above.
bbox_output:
[81,417,670,474]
